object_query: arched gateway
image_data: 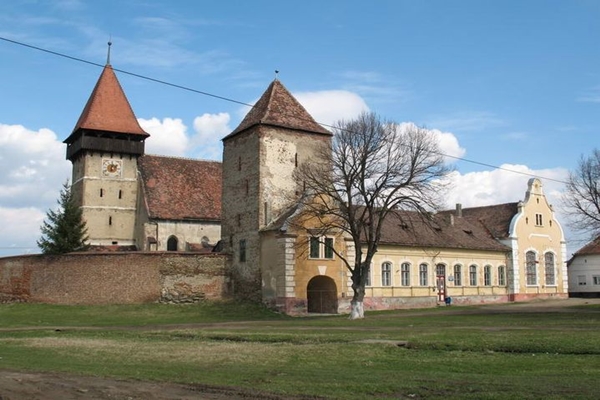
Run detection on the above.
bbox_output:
[306,276,338,314]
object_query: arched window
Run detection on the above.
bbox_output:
[498,265,506,286]
[469,265,477,286]
[167,236,178,251]
[545,252,556,285]
[419,263,428,286]
[526,251,537,285]
[401,262,410,286]
[453,264,462,286]
[484,265,492,286]
[381,262,392,286]
[436,264,446,277]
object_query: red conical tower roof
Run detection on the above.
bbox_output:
[223,79,331,141]
[68,64,149,139]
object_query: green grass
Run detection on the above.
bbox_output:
[1,301,599,399]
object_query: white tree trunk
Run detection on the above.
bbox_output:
[349,301,364,319]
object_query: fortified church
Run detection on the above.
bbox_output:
[63,59,569,314]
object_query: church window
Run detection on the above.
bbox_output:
[239,239,246,262]
[167,236,178,251]
[118,190,122,199]
[498,265,506,286]
[526,251,537,285]
[469,265,477,286]
[535,213,543,226]
[484,265,492,286]
[453,264,462,286]
[295,153,298,167]
[544,252,556,285]
[419,263,428,286]
[108,216,112,225]
[401,262,410,286]
[308,236,334,259]
[100,188,104,197]
[381,262,392,286]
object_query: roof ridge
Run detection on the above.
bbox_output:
[143,154,222,164]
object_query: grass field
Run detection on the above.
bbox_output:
[0,300,599,399]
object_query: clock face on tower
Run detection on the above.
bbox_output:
[102,159,123,178]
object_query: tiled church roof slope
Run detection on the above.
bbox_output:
[138,155,221,221]
[223,79,331,140]
[448,203,519,240]
[68,64,149,139]
[378,210,510,252]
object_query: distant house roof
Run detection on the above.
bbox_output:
[573,236,600,256]
[65,64,149,143]
[441,203,519,240]
[138,155,221,221]
[223,79,331,141]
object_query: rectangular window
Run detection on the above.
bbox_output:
[535,213,543,226]
[100,188,104,197]
[484,265,492,286]
[308,236,334,259]
[498,266,506,286]
[401,263,410,286]
[381,262,392,286]
[239,239,246,262]
[454,265,462,286]
[578,275,587,286]
[593,276,600,285]
[544,253,556,285]
[526,251,537,285]
[469,265,477,286]
[118,189,122,199]
[365,264,372,286]
[419,264,428,286]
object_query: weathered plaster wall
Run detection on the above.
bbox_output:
[0,252,227,304]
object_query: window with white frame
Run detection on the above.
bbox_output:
[578,275,587,286]
[308,236,334,259]
[469,265,477,286]
[381,262,392,286]
[498,265,506,286]
[526,251,537,285]
[419,263,428,286]
[535,213,543,226]
[484,265,492,286]
[593,276,600,285]
[401,262,410,286]
[454,264,462,286]
[544,252,556,285]
[365,264,372,286]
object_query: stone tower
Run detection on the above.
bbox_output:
[63,62,149,248]
[221,79,332,300]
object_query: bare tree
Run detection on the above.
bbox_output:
[293,112,452,319]
[563,149,600,238]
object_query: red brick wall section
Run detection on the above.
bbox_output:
[0,252,227,305]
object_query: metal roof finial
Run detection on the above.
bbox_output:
[107,36,112,65]
[274,69,279,80]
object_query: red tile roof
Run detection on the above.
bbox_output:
[573,236,600,256]
[444,203,519,240]
[138,155,221,221]
[70,64,149,137]
[224,79,331,140]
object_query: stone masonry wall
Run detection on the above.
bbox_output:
[0,252,227,305]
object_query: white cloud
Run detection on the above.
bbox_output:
[191,113,230,160]
[0,124,71,256]
[138,117,189,156]
[398,122,466,161]
[295,90,370,128]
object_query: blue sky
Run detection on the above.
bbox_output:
[0,0,598,256]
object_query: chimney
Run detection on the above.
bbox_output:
[448,213,455,226]
[456,203,463,218]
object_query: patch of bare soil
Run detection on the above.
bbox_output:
[0,370,320,400]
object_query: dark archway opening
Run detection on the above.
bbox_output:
[167,236,178,251]
[307,276,338,314]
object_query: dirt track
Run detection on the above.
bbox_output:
[0,298,598,400]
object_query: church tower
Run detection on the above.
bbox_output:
[63,55,149,248]
[221,79,331,300]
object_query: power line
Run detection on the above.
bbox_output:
[0,36,570,185]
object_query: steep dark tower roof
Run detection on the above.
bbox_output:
[64,64,149,161]
[223,79,331,140]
